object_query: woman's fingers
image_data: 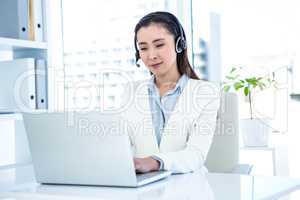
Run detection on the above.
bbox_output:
[134,158,143,171]
[133,157,159,173]
[134,158,147,173]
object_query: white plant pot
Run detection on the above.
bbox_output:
[240,118,272,147]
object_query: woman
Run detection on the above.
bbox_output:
[122,11,220,174]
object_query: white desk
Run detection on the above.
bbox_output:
[1,165,300,200]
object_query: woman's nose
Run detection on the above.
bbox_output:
[148,48,158,60]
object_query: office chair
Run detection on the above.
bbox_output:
[205,92,253,174]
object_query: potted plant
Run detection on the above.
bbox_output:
[223,66,277,147]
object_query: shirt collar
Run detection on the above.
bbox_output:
[148,74,189,95]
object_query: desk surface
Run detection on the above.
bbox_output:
[1,165,300,200]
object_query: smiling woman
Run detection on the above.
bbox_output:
[122,11,220,174]
[134,12,199,82]
[137,25,178,84]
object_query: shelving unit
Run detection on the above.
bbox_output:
[0,0,48,168]
[0,36,46,167]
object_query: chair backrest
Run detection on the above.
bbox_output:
[205,92,239,173]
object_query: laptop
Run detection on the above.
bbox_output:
[22,111,171,187]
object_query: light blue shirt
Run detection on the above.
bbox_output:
[148,74,189,146]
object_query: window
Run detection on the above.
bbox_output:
[61,0,168,111]
[190,0,221,81]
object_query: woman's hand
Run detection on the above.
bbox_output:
[134,157,160,173]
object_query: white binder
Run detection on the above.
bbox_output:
[35,59,47,109]
[0,0,30,39]
[0,58,36,112]
[33,0,44,41]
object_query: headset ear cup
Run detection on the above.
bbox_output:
[175,37,183,53]
[181,38,187,50]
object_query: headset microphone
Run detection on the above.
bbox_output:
[135,51,140,67]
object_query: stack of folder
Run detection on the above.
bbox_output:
[0,0,44,41]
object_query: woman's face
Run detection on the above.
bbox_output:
[136,23,178,77]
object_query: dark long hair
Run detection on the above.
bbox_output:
[134,11,199,80]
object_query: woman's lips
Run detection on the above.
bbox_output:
[150,62,163,69]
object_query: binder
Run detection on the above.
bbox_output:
[18,0,31,40]
[0,0,30,40]
[28,0,35,40]
[0,58,36,112]
[32,0,44,41]
[35,59,48,109]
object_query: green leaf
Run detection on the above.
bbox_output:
[244,87,250,96]
[234,74,240,79]
[245,78,252,83]
[230,67,237,73]
[234,82,244,90]
[246,78,258,87]
[258,82,266,90]
[225,75,234,80]
[246,77,255,82]
[223,85,231,92]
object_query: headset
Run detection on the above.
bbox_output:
[134,12,187,67]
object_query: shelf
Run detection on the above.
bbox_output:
[0,113,22,120]
[0,37,47,51]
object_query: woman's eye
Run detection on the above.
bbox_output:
[140,47,147,51]
[156,44,164,48]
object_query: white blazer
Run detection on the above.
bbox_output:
[121,78,220,173]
